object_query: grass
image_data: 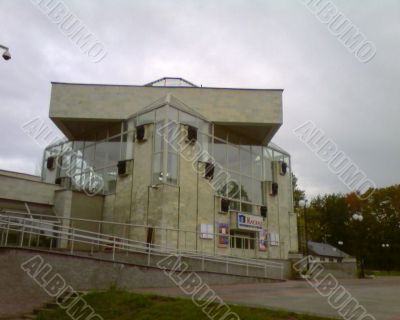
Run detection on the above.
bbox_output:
[369,270,400,277]
[36,289,334,320]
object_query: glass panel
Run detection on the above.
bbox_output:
[227,144,240,172]
[73,141,84,153]
[154,122,165,153]
[72,174,81,188]
[104,166,117,194]
[104,137,121,167]
[168,106,179,122]
[83,145,95,172]
[121,133,135,160]
[167,121,179,152]
[198,120,211,135]
[227,171,240,199]
[167,153,178,184]
[240,175,252,203]
[94,141,107,169]
[253,179,262,205]
[152,153,163,184]
[213,138,226,168]
[198,133,211,162]
[240,148,251,176]
[252,146,263,179]
[180,111,198,127]
[59,143,73,177]
[155,107,167,122]
[213,166,227,196]
[137,111,155,125]
[241,202,253,213]
[263,147,273,181]
[229,200,240,211]
[69,153,83,177]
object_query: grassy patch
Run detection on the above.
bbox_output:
[36,289,334,320]
[369,270,400,277]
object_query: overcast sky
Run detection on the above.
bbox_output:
[0,0,399,199]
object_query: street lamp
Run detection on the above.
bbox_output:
[352,213,364,221]
[381,243,390,273]
[299,199,309,259]
[0,45,11,60]
[338,241,344,246]
[351,212,365,278]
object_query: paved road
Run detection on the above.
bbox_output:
[135,277,400,320]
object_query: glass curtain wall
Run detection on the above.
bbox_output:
[42,123,134,195]
[148,104,211,185]
[42,104,291,204]
[211,129,291,213]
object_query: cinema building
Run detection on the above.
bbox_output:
[2,78,299,261]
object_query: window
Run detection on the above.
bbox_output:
[152,114,179,185]
[200,224,214,239]
[230,231,255,250]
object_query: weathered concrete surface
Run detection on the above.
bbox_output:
[0,248,278,318]
[136,277,400,320]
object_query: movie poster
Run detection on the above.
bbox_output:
[259,229,267,251]
[218,223,229,248]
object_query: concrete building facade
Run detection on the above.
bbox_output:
[4,78,299,261]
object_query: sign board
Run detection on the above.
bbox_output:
[237,212,263,231]
[217,223,229,248]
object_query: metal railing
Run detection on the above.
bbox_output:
[0,213,285,280]
[0,210,287,258]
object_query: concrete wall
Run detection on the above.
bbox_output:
[309,261,358,279]
[53,190,104,248]
[50,83,283,125]
[0,173,61,206]
[0,248,280,318]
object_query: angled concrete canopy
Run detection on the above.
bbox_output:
[49,79,283,144]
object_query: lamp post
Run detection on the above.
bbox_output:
[381,243,390,273]
[0,45,11,60]
[299,199,309,259]
[351,212,365,278]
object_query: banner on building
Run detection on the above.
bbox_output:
[237,212,263,231]
[218,223,229,248]
[259,229,267,251]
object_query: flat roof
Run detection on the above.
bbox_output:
[51,81,284,92]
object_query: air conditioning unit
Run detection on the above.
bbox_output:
[221,198,230,213]
[55,177,71,188]
[260,206,267,218]
[117,160,129,176]
[136,125,147,142]
[46,156,55,170]
[280,161,287,176]
[185,125,197,144]
[271,182,278,196]
[204,162,214,180]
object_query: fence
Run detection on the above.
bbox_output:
[0,212,285,280]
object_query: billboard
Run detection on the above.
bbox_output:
[237,212,263,231]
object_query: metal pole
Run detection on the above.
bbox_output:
[70,228,75,254]
[20,220,25,247]
[5,218,10,246]
[112,236,116,261]
[303,202,310,269]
